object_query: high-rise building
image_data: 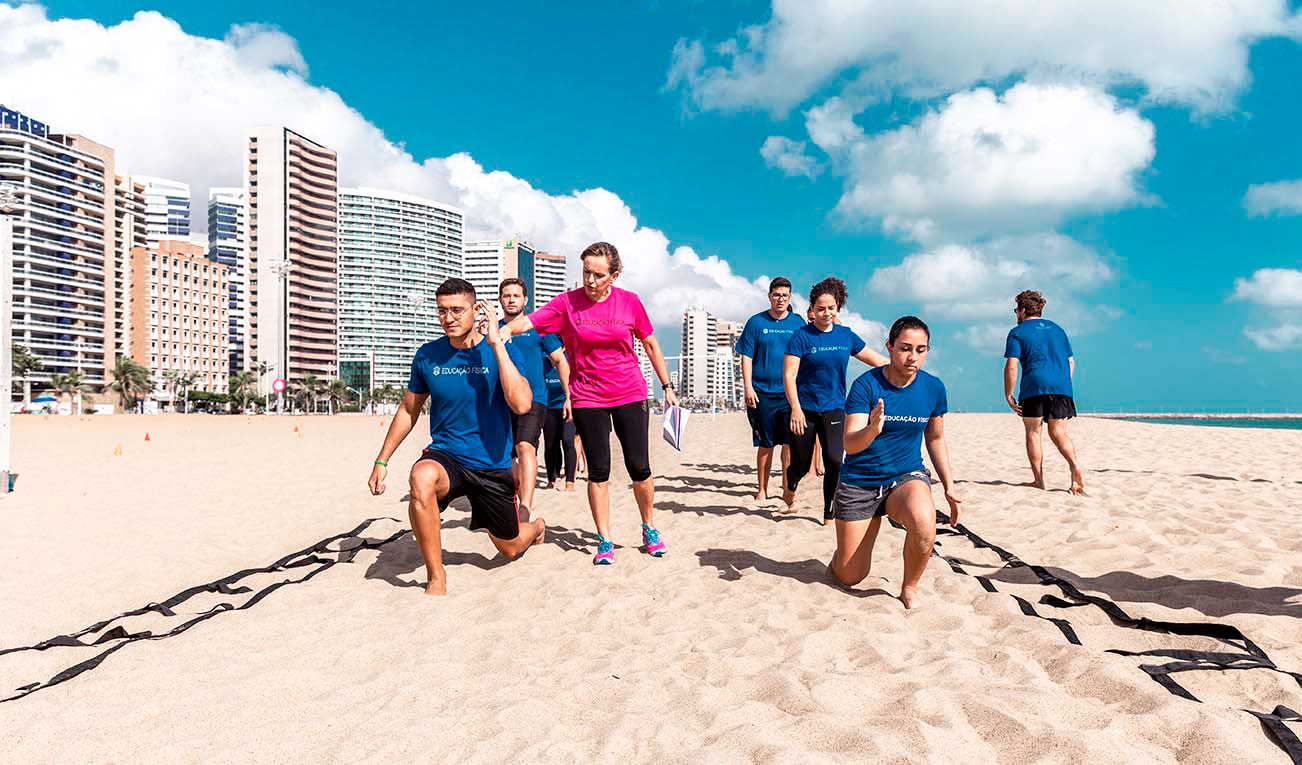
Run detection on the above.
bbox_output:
[0,103,139,393]
[633,337,654,399]
[534,251,567,307]
[245,126,339,390]
[129,240,228,396]
[135,175,191,246]
[112,176,147,363]
[337,187,464,390]
[207,187,247,375]
[679,308,742,406]
[464,239,549,310]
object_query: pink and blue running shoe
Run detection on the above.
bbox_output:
[593,535,615,566]
[642,524,667,557]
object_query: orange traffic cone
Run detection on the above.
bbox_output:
[144,432,151,442]
[293,425,299,433]
[113,443,123,456]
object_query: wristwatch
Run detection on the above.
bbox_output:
[661,381,674,391]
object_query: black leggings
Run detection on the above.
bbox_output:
[571,401,651,483]
[785,408,845,519]
[542,408,577,483]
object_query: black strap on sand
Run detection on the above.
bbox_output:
[930,511,1302,762]
[0,517,409,703]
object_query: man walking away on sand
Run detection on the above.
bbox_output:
[1003,290,1086,495]
[368,278,545,596]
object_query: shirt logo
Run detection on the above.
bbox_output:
[433,366,488,376]
[575,318,626,326]
[883,414,928,423]
[812,345,849,353]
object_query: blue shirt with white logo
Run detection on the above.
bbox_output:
[407,336,525,471]
[737,310,807,397]
[501,319,562,406]
[842,366,948,487]
[784,323,866,412]
[1004,318,1074,400]
[543,351,568,409]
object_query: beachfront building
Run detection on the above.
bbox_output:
[464,239,551,311]
[633,337,654,399]
[245,126,339,392]
[534,251,567,307]
[679,308,742,407]
[135,175,191,247]
[337,187,463,390]
[112,175,148,363]
[0,102,143,396]
[716,318,744,407]
[207,187,247,375]
[128,240,228,400]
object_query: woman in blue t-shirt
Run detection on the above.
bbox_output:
[829,316,962,609]
[782,277,888,523]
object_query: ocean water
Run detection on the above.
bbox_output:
[1118,417,1302,430]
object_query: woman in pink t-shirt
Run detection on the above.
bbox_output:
[503,242,679,566]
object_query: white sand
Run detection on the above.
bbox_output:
[1,413,1299,762]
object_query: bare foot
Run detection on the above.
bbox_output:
[543,481,555,491]
[821,516,833,527]
[565,482,576,492]
[780,488,797,514]
[424,577,447,596]
[532,518,546,546]
[755,490,767,502]
[899,585,918,609]
[1030,476,1046,490]
[815,467,825,477]
[1069,469,1087,496]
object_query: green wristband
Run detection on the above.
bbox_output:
[374,460,387,467]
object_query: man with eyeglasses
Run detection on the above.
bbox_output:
[737,277,806,501]
[368,278,545,596]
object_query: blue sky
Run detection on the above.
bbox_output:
[11,1,1302,410]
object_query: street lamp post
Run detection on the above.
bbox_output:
[1,184,20,495]
[270,259,295,415]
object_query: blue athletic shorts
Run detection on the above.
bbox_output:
[746,392,791,448]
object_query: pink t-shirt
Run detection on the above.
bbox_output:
[529,286,655,408]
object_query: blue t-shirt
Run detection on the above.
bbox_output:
[784,323,866,412]
[737,310,807,397]
[1004,319,1074,399]
[407,336,525,471]
[842,367,948,487]
[501,319,562,406]
[543,352,568,410]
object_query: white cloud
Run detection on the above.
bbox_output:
[810,84,1154,242]
[867,232,1115,344]
[0,5,770,326]
[1231,268,1302,351]
[1243,179,1302,217]
[666,0,1302,116]
[1244,324,1302,351]
[1232,268,1302,308]
[759,136,820,179]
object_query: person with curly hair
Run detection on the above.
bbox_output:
[783,277,888,524]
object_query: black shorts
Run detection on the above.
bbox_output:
[746,392,790,448]
[511,402,546,448]
[1020,394,1077,420]
[418,450,519,539]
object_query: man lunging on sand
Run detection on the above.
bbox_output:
[1003,290,1086,495]
[369,278,545,595]
[830,316,961,609]
[499,278,569,514]
[738,277,804,501]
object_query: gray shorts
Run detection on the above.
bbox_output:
[832,470,933,522]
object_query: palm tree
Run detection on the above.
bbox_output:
[229,371,255,413]
[297,373,320,413]
[160,370,180,411]
[11,343,43,404]
[380,384,399,404]
[108,356,152,412]
[49,371,88,415]
[178,373,198,413]
[326,378,347,415]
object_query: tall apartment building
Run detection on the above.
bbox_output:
[534,251,567,307]
[464,239,551,310]
[135,175,190,246]
[245,127,338,389]
[633,337,654,399]
[1,103,141,392]
[129,240,228,395]
[207,187,247,375]
[679,308,742,406]
[337,187,463,389]
[112,176,147,362]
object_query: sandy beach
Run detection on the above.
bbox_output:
[1,412,1299,762]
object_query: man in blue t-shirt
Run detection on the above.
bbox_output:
[737,277,806,501]
[499,278,567,515]
[1003,290,1086,495]
[368,278,545,596]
